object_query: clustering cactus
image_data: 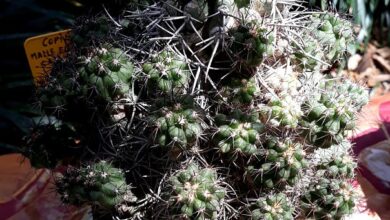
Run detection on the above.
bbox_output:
[317,154,355,178]
[24,1,370,219]
[56,161,132,209]
[228,24,273,71]
[259,95,303,129]
[249,193,294,220]
[36,63,80,113]
[169,163,225,219]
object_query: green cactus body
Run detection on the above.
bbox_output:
[246,138,306,188]
[72,16,110,47]
[301,79,368,149]
[221,77,259,104]
[170,163,225,219]
[292,13,355,70]
[56,161,131,209]
[229,24,272,71]
[259,95,303,129]
[78,46,134,103]
[153,102,203,154]
[292,39,323,71]
[215,110,265,157]
[143,50,190,94]
[250,193,294,220]
[37,66,80,112]
[30,1,371,219]
[300,179,355,220]
[317,154,355,178]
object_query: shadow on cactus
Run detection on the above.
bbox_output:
[55,161,136,210]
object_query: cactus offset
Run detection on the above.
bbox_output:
[301,77,368,148]
[151,100,204,156]
[56,161,132,209]
[300,178,355,220]
[249,193,294,220]
[214,110,265,157]
[143,50,190,94]
[169,163,225,219]
[246,137,307,188]
[78,45,134,102]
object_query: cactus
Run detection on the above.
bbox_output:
[317,154,355,178]
[301,78,368,148]
[292,13,355,70]
[78,45,134,102]
[72,16,110,47]
[249,193,294,220]
[259,95,303,129]
[56,161,131,209]
[36,61,80,114]
[142,50,190,94]
[151,101,203,155]
[228,24,272,71]
[23,121,83,168]
[214,110,265,156]
[246,138,307,188]
[169,163,225,219]
[220,77,259,105]
[300,178,355,220]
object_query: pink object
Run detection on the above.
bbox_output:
[352,101,390,195]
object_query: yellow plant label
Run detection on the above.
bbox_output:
[24,29,72,85]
